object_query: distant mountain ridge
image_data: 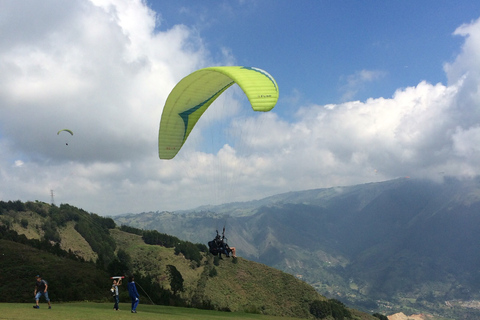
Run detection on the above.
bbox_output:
[114,177,480,319]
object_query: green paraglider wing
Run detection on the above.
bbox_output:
[57,129,73,135]
[158,66,279,159]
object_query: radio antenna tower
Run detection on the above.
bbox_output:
[50,189,55,205]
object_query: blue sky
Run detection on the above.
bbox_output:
[151,1,480,106]
[2,0,480,215]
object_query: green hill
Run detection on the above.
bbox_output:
[0,200,380,320]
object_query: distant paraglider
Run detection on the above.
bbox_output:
[57,129,73,145]
[158,66,279,159]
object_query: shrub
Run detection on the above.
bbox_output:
[208,267,217,277]
[21,218,29,228]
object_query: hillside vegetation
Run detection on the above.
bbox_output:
[0,200,380,320]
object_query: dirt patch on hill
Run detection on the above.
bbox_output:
[388,312,435,320]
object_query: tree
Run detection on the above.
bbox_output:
[42,220,61,243]
[166,264,184,295]
[309,299,352,320]
[117,249,132,271]
[373,313,388,320]
[329,299,352,320]
[107,249,132,276]
[310,300,331,319]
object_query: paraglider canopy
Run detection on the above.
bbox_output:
[57,129,73,145]
[57,129,73,135]
[158,66,279,159]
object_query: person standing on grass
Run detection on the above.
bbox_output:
[33,275,51,309]
[112,278,122,311]
[127,276,140,313]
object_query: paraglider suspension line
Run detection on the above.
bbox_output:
[135,281,155,305]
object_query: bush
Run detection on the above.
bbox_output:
[208,267,217,277]
[309,299,352,320]
[21,218,29,228]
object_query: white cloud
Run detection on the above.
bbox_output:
[0,0,210,211]
[340,69,387,101]
[13,160,24,168]
[1,2,480,215]
[0,0,207,164]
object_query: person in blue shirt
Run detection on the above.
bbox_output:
[127,276,140,313]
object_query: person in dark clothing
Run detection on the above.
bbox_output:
[127,276,140,313]
[34,275,51,309]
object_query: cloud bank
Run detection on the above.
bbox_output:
[1,1,480,215]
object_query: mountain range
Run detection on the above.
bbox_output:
[114,177,480,319]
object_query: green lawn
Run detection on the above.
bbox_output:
[0,302,304,320]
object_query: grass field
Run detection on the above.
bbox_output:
[0,302,305,320]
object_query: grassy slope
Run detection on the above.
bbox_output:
[57,221,97,262]
[111,229,321,316]
[0,302,306,320]
[110,229,204,295]
[4,208,97,262]
[202,257,321,317]
[10,210,44,240]
[111,229,377,319]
